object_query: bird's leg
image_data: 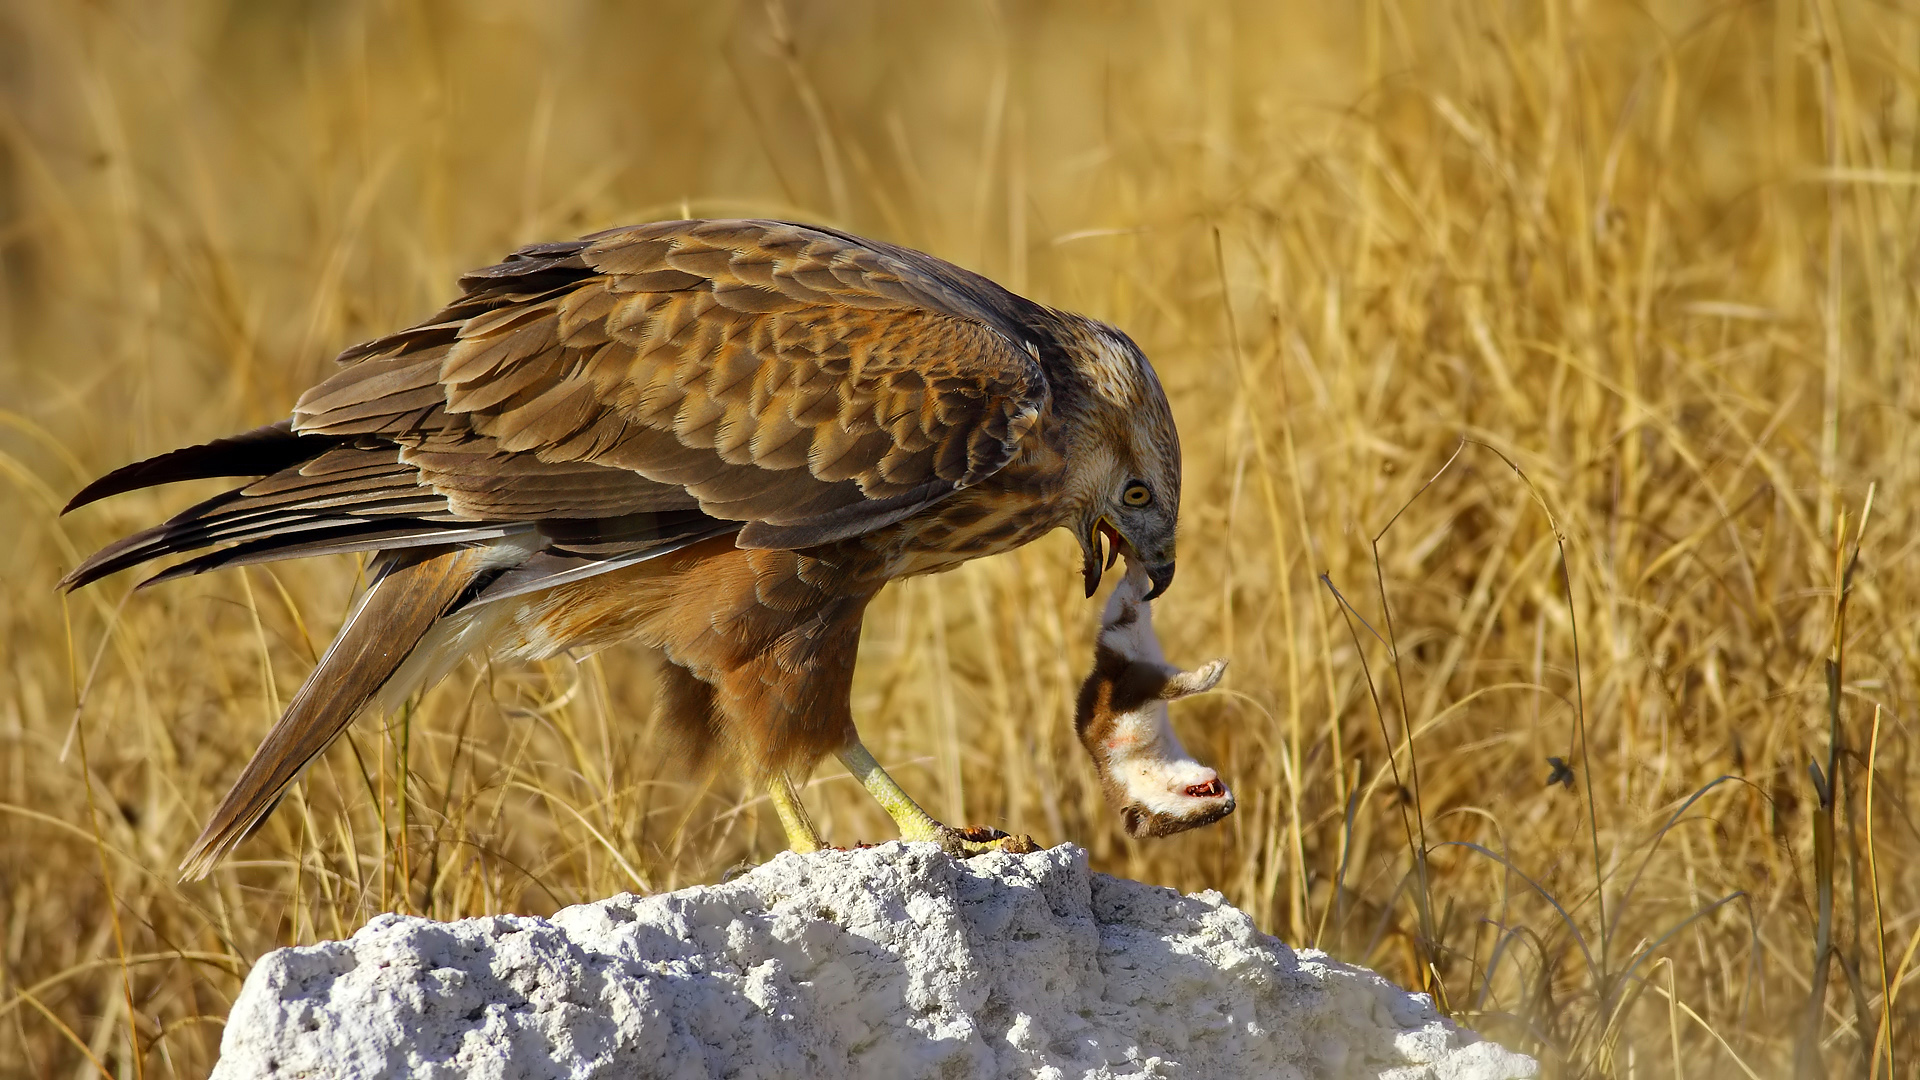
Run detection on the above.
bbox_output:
[838,741,1039,856]
[767,771,826,853]
[839,741,943,841]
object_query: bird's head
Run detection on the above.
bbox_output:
[1056,319,1182,600]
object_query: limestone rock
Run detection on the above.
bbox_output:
[212,843,1535,1080]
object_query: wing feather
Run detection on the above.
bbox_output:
[61,422,327,514]
[292,219,1051,548]
[68,219,1055,593]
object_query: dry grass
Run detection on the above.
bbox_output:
[2,1,1918,1076]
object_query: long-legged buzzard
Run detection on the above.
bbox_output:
[62,219,1182,876]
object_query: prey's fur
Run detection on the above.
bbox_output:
[1074,560,1233,838]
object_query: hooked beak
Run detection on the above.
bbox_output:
[1143,560,1175,601]
[1083,516,1176,600]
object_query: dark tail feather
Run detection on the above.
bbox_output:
[62,421,329,514]
[178,544,493,879]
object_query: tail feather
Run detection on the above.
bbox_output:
[178,544,496,878]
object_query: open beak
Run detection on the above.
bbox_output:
[1083,518,1174,599]
[1083,517,1125,597]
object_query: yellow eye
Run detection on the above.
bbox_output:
[1122,482,1152,508]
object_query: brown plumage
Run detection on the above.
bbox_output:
[60,219,1185,875]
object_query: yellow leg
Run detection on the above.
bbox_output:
[838,741,944,842]
[767,772,825,853]
[838,740,1040,855]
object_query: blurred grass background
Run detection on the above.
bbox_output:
[2,1,1917,1075]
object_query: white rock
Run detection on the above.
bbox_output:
[212,843,1535,1080]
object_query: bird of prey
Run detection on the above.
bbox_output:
[60,219,1182,877]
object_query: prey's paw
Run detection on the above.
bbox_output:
[937,824,1042,857]
[1163,657,1228,699]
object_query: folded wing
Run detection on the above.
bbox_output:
[65,219,1054,597]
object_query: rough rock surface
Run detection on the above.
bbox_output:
[213,843,1535,1080]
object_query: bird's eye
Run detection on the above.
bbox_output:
[1122,482,1152,508]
